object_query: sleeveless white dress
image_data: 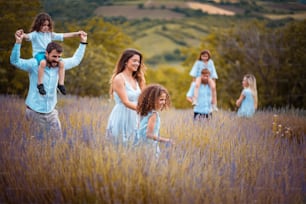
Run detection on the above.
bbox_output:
[106,76,141,144]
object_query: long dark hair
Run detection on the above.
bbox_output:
[109,48,146,96]
[30,12,53,32]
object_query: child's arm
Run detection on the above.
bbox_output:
[236,92,245,107]
[189,60,200,78]
[186,97,193,103]
[146,113,171,143]
[63,30,85,38]
[209,59,218,79]
[17,29,30,40]
[62,32,87,70]
[10,30,37,72]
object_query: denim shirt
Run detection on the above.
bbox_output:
[10,43,86,113]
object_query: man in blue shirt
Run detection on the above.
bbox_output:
[186,69,212,120]
[10,29,88,139]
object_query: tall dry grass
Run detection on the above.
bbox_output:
[0,95,305,203]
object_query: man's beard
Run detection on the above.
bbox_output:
[202,79,209,84]
[47,60,59,68]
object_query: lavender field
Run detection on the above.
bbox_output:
[0,95,305,203]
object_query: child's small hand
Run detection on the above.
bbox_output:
[192,97,197,106]
[168,138,175,145]
[79,30,87,36]
[79,31,88,42]
[235,100,240,107]
[15,29,24,42]
[187,97,193,103]
[15,29,24,38]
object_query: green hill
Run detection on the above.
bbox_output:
[91,1,306,68]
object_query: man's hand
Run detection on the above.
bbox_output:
[79,31,87,43]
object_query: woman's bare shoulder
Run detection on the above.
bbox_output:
[113,73,124,83]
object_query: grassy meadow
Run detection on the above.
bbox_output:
[0,95,305,203]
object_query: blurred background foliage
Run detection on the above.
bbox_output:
[0,0,305,109]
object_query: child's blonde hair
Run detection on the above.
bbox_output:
[137,84,171,116]
[244,74,258,109]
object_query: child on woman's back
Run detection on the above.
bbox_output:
[21,12,83,95]
[136,84,173,155]
[236,74,258,117]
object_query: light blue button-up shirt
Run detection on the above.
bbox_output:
[10,43,86,113]
[187,82,212,114]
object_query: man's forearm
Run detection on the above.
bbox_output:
[10,43,21,67]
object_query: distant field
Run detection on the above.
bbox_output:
[259,1,306,11]
[95,1,306,20]
[94,2,238,19]
[258,1,306,20]
[264,12,306,20]
[119,16,233,68]
[94,5,184,20]
[132,21,207,58]
[94,1,306,67]
[186,2,235,16]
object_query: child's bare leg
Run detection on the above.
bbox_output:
[38,60,46,85]
[58,61,65,85]
[57,61,66,95]
[37,60,47,95]
[208,79,216,104]
[209,78,218,110]
[192,77,201,105]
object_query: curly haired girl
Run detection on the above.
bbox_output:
[136,84,174,154]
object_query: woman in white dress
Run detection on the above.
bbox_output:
[106,48,146,144]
